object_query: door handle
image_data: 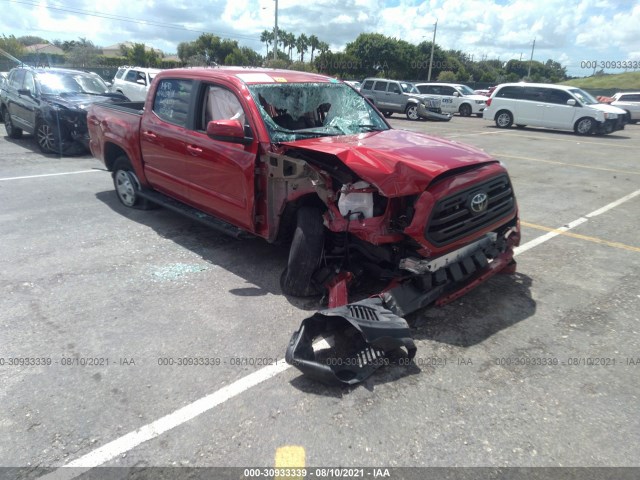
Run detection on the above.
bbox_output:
[142,131,157,140]
[186,145,202,156]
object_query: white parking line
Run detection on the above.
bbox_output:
[40,187,640,479]
[0,170,103,181]
[515,188,640,256]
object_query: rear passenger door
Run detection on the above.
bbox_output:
[519,86,548,126]
[372,81,389,109]
[140,78,195,202]
[542,89,578,129]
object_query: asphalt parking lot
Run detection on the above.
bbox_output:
[1,115,639,478]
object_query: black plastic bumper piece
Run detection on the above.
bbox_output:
[285,298,416,386]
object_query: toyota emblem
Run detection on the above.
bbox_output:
[470,192,489,214]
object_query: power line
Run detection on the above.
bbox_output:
[1,0,261,42]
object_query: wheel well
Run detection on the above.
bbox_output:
[104,143,129,171]
[275,194,326,244]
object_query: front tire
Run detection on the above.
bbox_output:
[36,120,68,154]
[495,110,513,128]
[405,104,420,121]
[574,117,595,135]
[459,103,472,117]
[4,110,23,139]
[280,207,325,297]
[382,111,393,118]
[112,157,154,209]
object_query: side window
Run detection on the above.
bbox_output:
[114,69,125,80]
[23,72,35,93]
[9,70,26,89]
[201,85,246,130]
[388,83,401,94]
[621,94,640,102]
[522,87,546,102]
[152,79,193,127]
[416,85,430,94]
[124,70,138,83]
[361,80,374,91]
[545,89,572,105]
[441,86,456,95]
[373,81,388,92]
[496,86,523,99]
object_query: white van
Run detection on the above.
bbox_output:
[414,83,487,116]
[483,83,627,135]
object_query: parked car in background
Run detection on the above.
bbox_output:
[0,66,128,154]
[344,80,361,91]
[360,78,451,120]
[0,72,8,121]
[414,82,488,117]
[483,83,627,135]
[111,66,161,101]
[600,92,640,124]
[474,89,490,96]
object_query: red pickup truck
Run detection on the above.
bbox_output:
[88,67,520,314]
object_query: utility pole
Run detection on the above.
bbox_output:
[527,38,535,78]
[273,0,279,60]
[427,19,438,81]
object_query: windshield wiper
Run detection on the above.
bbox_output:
[358,124,386,132]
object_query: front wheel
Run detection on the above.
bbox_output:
[280,207,325,297]
[382,111,393,118]
[459,104,472,117]
[405,104,420,121]
[36,120,68,154]
[495,110,513,128]
[112,157,154,209]
[574,117,595,135]
[4,110,23,139]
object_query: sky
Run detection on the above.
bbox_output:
[1,0,639,77]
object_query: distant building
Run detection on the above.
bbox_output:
[102,42,164,58]
[25,43,64,55]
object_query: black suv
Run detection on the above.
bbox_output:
[0,67,127,154]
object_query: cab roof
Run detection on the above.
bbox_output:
[160,67,337,85]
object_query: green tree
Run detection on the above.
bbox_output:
[296,33,309,62]
[67,38,101,67]
[437,70,457,82]
[308,35,319,62]
[260,29,273,57]
[0,34,26,58]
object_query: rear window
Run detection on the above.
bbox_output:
[496,86,523,99]
[152,79,193,127]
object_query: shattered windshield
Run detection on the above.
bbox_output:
[247,82,389,142]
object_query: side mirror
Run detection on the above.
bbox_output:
[567,99,576,106]
[453,92,460,97]
[206,119,252,145]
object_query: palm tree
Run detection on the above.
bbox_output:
[285,32,296,61]
[318,41,330,56]
[296,33,309,62]
[260,29,273,57]
[308,35,319,62]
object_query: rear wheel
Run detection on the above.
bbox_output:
[405,104,420,121]
[459,103,472,117]
[4,110,23,139]
[382,111,393,118]
[112,157,154,209]
[516,124,527,129]
[574,117,595,135]
[280,207,325,297]
[495,110,513,128]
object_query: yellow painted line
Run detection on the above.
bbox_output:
[504,132,636,149]
[521,221,640,253]
[275,445,306,480]
[494,153,640,176]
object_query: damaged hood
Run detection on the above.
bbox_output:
[43,93,128,111]
[282,129,496,197]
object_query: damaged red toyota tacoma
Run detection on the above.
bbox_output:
[87,67,520,316]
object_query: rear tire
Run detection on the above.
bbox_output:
[4,110,23,139]
[495,110,513,128]
[112,157,154,209]
[382,111,393,118]
[516,124,527,129]
[280,207,325,297]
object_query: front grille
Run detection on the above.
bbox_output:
[425,175,515,246]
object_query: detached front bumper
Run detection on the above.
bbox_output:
[418,104,453,121]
